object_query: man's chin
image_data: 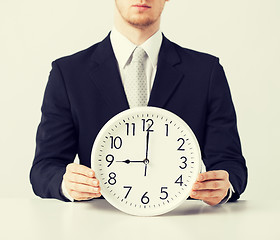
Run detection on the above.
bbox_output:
[128,17,155,28]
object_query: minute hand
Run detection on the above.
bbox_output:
[144,130,150,177]
[145,130,150,160]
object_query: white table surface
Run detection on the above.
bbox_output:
[1,198,279,240]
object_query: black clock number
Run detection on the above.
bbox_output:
[125,123,136,136]
[165,124,169,136]
[108,172,117,185]
[160,187,168,200]
[110,136,122,149]
[105,154,114,167]
[175,175,183,186]
[179,156,188,169]
[177,138,185,151]
[123,186,132,199]
[141,192,150,204]
[142,119,154,132]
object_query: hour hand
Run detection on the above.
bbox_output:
[116,159,144,164]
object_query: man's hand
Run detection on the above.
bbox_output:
[63,163,101,201]
[190,170,230,206]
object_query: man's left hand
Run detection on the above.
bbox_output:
[190,170,230,206]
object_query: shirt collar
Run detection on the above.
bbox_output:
[110,27,163,69]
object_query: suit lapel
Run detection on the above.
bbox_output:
[89,34,129,115]
[148,36,184,108]
[89,34,183,113]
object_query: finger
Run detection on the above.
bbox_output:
[203,197,222,206]
[190,189,224,199]
[197,170,229,182]
[192,180,227,191]
[66,163,95,178]
[66,181,101,194]
[70,191,101,201]
[64,173,99,187]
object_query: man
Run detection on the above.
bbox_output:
[30,0,247,206]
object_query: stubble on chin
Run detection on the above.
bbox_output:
[115,3,162,30]
[127,16,155,28]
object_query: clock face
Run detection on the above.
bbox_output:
[91,107,201,216]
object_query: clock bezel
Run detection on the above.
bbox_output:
[91,107,202,216]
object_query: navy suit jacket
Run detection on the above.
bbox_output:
[30,33,247,202]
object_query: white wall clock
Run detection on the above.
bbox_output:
[91,107,201,216]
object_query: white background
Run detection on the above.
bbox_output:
[0,0,279,200]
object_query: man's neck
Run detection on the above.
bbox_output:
[114,12,160,46]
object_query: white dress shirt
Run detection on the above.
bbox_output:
[61,27,233,204]
[110,27,163,100]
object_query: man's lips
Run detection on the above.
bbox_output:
[132,4,151,10]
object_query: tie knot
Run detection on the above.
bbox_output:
[132,47,147,63]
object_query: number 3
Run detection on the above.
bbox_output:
[179,156,187,169]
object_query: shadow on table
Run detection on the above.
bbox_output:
[87,199,120,213]
[86,199,248,217]
[165,200,248,217]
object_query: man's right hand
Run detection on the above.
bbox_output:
[63,163,101,201]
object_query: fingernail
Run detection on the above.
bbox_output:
[199,175,203,181]
[191,191,196,196]
[193,184,199,190]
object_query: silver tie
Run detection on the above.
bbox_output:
[124,47,148,108]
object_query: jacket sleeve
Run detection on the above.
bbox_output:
[203,58,248,201]
[30,61,77,201]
